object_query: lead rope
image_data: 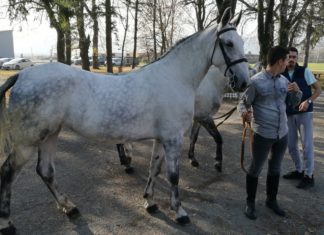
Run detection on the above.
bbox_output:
[240,120,252,173]
[214,106,236,127]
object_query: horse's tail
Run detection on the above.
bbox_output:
[0,73,19,158]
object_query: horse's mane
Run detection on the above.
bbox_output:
[139,30,202,69]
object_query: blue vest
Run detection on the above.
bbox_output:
[282,65,313,115]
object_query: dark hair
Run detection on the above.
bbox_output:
[288,46,298,54]
[267,46,289,66]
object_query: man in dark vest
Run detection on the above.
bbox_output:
[282,47,322,189]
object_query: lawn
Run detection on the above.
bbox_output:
[307,63,324,71]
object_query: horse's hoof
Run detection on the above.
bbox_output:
[0,224,16,235]
[214,163,222,172]
[124,166,134,174]
[66,207,81,219]
[190,160,199,167]
[176,215,190,225]
[146,204,159,214]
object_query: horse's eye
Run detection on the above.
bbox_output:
[226,41,233,47]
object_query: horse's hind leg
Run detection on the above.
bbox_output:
[0,146,35,234]
[163,137,189,224]
[188,120,201,167]
[200,117,223,172]
[116,143,134,174]
[36,132,79,219]
[143,140,164,213]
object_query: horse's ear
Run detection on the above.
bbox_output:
[230,10,242,27]
[220,7,232,28]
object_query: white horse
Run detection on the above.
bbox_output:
[0,8,249,232]
[118,66,229,172]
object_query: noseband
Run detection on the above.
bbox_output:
[210,27,248,88]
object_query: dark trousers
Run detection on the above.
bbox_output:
[248,133,288,178]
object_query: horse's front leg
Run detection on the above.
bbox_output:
[163,137,190,224]
[143,140,164,213]
[188,120,201,167]
[116,143,134,174]
[200,117,223,172]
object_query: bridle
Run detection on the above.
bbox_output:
[210,27,248,88]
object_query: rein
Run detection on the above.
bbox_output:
[213,105,253,173]
[240,120,252,173]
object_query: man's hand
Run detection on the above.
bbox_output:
[288,82,299,92]
[299,100,310,112]
[242,111,252,123]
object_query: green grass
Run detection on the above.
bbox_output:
[307,63,324,71]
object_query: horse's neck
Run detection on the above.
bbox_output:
[151,28,216,91]
[215,76,228,97]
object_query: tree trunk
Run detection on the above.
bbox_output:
[132,0,139,69]
[56,28,66,63]
[196,0,205,31]
[303,5,314,67]
[257,0,274,67]
[153,0,157,60]
[158,5,166,54]
[216,0,237,22]
[92,0,100,69]
[65,21,72,65]
[106,0,113,73]
[76,1,90,71]
[278,0,289,47]
[121,1,130,69]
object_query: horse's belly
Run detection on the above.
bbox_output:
[65,113,157,142]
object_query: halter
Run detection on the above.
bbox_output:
[210,27,248,88]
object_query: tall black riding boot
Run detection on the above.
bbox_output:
[245,174,258,220]
[266,175,286,217]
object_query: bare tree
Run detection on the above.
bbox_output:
[153,0,157,60]
[182,0,218,31]
[240,0,275,66]
[106,0,113,73]
[85,0,101,69]
[302,1,324,66]
[75,0,91,71]
[278,0,312,47]
[117,0,131,69]
[7,0,74,64]
[132,0,139,69]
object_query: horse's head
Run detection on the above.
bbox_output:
[210,8,250,92]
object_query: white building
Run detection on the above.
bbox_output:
[0,30,14,58]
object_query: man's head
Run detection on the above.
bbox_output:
[287,47,298,70]
[267,46,289,73]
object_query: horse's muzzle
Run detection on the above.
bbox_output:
[230,75,248,92]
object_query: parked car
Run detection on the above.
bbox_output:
[112,58,122,66]
[73,57,82,65]
[2,58,34,70]
[0,58,13,68]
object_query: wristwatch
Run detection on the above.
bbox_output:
[307,99,312,104]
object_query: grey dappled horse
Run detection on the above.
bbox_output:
[0,8,249,233]
[118,66,229,172]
